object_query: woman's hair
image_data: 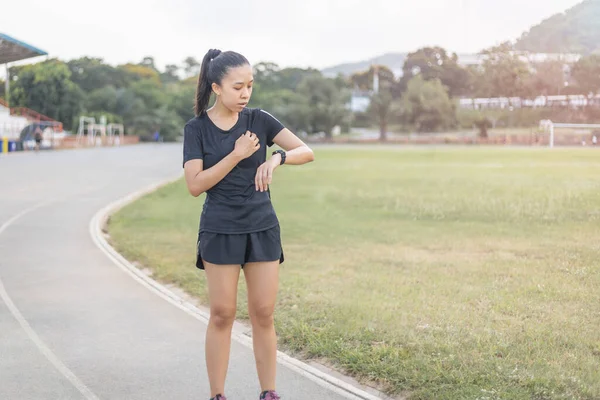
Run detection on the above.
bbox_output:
[194,49,250,116]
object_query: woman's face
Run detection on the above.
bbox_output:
[212,64,254,112]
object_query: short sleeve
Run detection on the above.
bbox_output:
[182,123,203,167]
[259,109,285,147]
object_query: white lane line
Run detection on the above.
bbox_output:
[90,174,385,400]
[0,202,100,400]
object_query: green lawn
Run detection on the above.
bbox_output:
[108,147,600,399]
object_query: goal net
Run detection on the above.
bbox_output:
[539,120,600,148]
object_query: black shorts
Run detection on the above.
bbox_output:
[196,225,284,270]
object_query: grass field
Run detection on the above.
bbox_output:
[108,147,600,399]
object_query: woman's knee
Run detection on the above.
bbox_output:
[249,303,274,328]
[210,304,237,329]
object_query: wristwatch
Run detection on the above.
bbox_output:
[272,150,286,165]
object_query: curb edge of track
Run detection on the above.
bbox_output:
[89,173,385,400]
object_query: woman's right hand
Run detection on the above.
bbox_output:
[233,131,260,159]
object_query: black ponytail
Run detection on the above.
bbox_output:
[194,49,250,116]
[194,49,221,116]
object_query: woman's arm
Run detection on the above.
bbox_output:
[271,128,315,165]
[185,131,260,197]
[255,128,315,192]
[184,154,242,197]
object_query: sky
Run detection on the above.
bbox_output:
[0,0,584,71]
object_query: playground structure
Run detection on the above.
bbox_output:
[76,116,125,147]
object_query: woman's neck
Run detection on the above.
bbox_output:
[209,101,237,120]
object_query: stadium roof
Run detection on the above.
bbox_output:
[0,33,48,64]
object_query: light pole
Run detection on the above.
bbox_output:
[4,63,9,106]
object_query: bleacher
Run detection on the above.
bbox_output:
[1,32,52,152]
[0,98,29,140]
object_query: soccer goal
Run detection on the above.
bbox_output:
[107,123,124,146]
[76,116,126,146]
[539,120,600,148]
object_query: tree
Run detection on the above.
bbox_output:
[571,55,600,95]
[400,76,456,132]
[463,65,487,98]
[118,63,161,85]
[129,79,164,110]
[86,86,119,114]
[479,42,532,100]
[474,116,493,139]
[368,90,394,141]
[399,47,470,97]
[8,57,198,141]
[253,62,280,90]
[167,80,196,123]
[9,59,84,130]
[528,60,567,96]
[253,62,321,93]
[183,57,200,78]
[161,64,180,84]
[67,57,122,92]
[297,74,350,138]
[139,56,157,71]
[115,88,146,128]
[250,64,328,135]
[155,105,184,141]
[267,89,311,134]
[350,65,398,140]
[277,67,322,91]
[350,65,395,92]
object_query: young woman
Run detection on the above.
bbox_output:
[182,49,315,400]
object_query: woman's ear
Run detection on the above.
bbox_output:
[211,82,221,96]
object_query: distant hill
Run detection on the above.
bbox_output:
[321,53,407,78]
[321,52,481,78]
[515,0,600,54]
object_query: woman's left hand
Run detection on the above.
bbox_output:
[255,155,281,192]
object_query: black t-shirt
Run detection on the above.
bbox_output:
[182,107,285,234]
